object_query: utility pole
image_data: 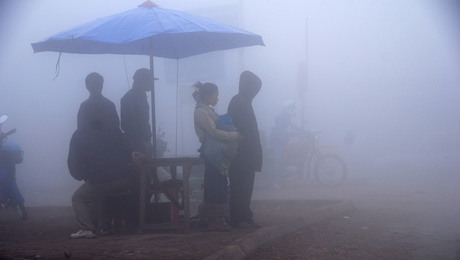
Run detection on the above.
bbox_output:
[238,0,245,72]
[298,18,308,130]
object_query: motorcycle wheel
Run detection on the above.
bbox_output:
[314,154,347,187]
[15,202,28,220]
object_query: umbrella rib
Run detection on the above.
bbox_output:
[146,7,181,58]
[31,5,263,58]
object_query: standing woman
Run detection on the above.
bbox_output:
[193,82,241,231]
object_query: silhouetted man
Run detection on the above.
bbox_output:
[77,72,120,132]
[120,68,154,154]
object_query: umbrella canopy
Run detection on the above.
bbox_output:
[31,0,264,157]
[31,1,264,59]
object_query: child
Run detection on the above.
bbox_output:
[204,113,238,176]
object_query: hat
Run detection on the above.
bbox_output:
[133,68,154,83]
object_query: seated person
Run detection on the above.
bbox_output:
[68,119,132,238]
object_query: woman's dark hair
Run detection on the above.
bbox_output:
[192,81,218,102]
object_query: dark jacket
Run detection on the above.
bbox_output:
[67,127,130,184]
[77,94,120,132]
[120,88,152,147]
[227,71,263,171]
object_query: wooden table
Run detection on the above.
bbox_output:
[138,157,203,233]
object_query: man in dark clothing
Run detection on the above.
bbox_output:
[120,68,154,154]
[227,71,263,228]
[77,72,120,132]
[68,119,132,239]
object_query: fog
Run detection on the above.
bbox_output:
[0,0,459,208]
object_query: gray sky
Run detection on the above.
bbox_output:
[0,0,459,206]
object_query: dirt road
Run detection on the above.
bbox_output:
[249,166,460,259]
[1,158,459,259]
[0,200,338,259]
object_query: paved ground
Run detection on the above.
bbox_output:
[248,209,418,259]
[248,161,460,259]
[0,199,352,260]
[1,156,459,259]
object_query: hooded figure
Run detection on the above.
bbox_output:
[227,70,263,228]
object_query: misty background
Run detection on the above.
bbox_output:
[0,0,459,206]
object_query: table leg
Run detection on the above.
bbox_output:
[183,163,191,233]
[138,165,147,234]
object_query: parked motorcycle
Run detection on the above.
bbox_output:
[0,115,27,220]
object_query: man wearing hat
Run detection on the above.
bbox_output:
[120,68,154,154]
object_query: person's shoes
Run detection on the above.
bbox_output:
[70,229,95,239]
[248,221,262,229]
[233,222,251,228]
[206,224,232,232]
[98,228,112,236]
[273,182,286,190]
[233,221,262,229]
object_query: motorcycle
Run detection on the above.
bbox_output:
[0,115,27,220]
[266,129,347,188]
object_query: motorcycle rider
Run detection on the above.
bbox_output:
[0,141,24,204]
[0,117,6,144]
[269,101,297,189]
[0,115,27,220]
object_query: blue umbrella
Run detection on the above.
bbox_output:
[31,1,264,157]
[32,2,264,58]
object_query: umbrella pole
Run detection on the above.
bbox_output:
[175,60,179,157]
[150,49,157,159]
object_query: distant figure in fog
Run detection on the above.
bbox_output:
[120,68,154,154]
[67,118,132,239]
[193,82,241,231]
[77,72,120,132]
[227,71,263,228]
[269,101,297,189]
[344,129,356,148]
